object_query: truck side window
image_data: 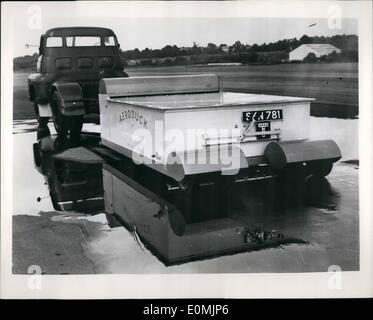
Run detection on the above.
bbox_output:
[104,36,116,46]
[46,37,63,47]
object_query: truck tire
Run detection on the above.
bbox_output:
[50,91,83,142]
[34,102,49,127]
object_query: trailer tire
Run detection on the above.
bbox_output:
[34,102,49,127]
[50,91,83,143]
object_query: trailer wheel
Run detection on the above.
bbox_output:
[33,102,49,127]
[51,91,82,142]
[308,160,333,177]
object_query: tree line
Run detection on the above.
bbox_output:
[121,34,357,60]
[13,34,358,71]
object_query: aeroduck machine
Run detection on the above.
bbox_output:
[98,74,341,264]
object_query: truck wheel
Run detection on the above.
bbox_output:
[34,102,49,127]
[51,91,83,142]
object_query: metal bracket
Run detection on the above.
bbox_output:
[201,125,281,146]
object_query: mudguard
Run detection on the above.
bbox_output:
[28,73,48,103]
[51,82,85,116]
[164,144,248,181]
[264,139,342,170]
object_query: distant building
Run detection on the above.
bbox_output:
[289,44,341,61]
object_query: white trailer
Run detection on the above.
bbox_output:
[97,74,341,264]
[99,74,340,180]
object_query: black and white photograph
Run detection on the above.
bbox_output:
[1,0,372,299]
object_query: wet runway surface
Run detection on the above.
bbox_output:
[12,119,359,274]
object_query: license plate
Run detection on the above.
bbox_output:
[242,109,283,122]
[255,121,271,140]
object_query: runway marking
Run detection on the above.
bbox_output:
[13,119,41,134]
[13,120,100,134]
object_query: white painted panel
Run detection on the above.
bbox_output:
[100,74,219,97]
[164,102,310,158]
[100,94,165,160]
[101,91,310,163]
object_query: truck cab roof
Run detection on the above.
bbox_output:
[45,27,116,37]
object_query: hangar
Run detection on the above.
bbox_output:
[289,43,341,61]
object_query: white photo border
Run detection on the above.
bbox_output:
[1,0,372,299]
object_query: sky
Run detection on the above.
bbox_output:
[3,1,358,57]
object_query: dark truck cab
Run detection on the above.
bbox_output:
[28,27,127,140]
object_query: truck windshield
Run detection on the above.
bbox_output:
[66,36,101,47]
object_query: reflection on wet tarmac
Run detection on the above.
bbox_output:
[26,122,345,266]
[33,127,104,213]
[12,117,359,272]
